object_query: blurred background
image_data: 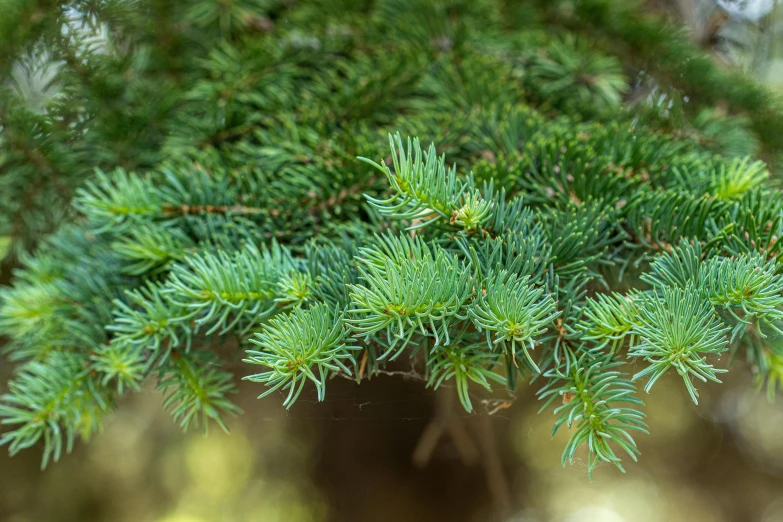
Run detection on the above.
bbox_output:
[4,1,783,521]
[3,361,783,521]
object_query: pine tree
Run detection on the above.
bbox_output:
[3,0,783,480]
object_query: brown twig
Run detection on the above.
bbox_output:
[472,414,512,518]
[412,387,479,467]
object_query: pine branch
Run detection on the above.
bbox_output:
[538,357,648,479]
[6,0,783,476]
[158,350,241,433]
[631,286,729,404]
[244,303,357,408]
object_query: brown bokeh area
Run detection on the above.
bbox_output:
[1,362,783,522]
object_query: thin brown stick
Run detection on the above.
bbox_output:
[473,414,512,518]
[412,388,479,467]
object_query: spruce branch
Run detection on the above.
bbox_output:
[348,248,472,359]
[580,292,642,355]
[163,242,298,335]
[641,238,703,290]
[74,168,162,232]
[89,342,147,395]
[112,224,194,276]
[631,286,730,404]
[538,358,648,479]
[6,0,783,478]
[542,201,620,276]
[690,109,759,159]
[700,254,783,338]
[527,34,627,113]
[470,271,560,373]
[244,303,358,408]
[427,343,506,413]
[625,189,725,249]
[158,351,241,433]
[107,283,190,356]
[0,353,111,468]
[708,157,768,200]
[361,133,488,231]
[0,281,63,339]
[742,329,783,402]
[456,230,551,287]
[668,156,768,201]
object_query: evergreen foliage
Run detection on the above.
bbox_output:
[3,0,783,479]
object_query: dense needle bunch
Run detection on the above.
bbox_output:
[3,0,783,479]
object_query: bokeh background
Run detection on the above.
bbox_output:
[2,360,783,521]
[4,1,783,521]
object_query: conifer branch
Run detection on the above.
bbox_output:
[5,0,783,478]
